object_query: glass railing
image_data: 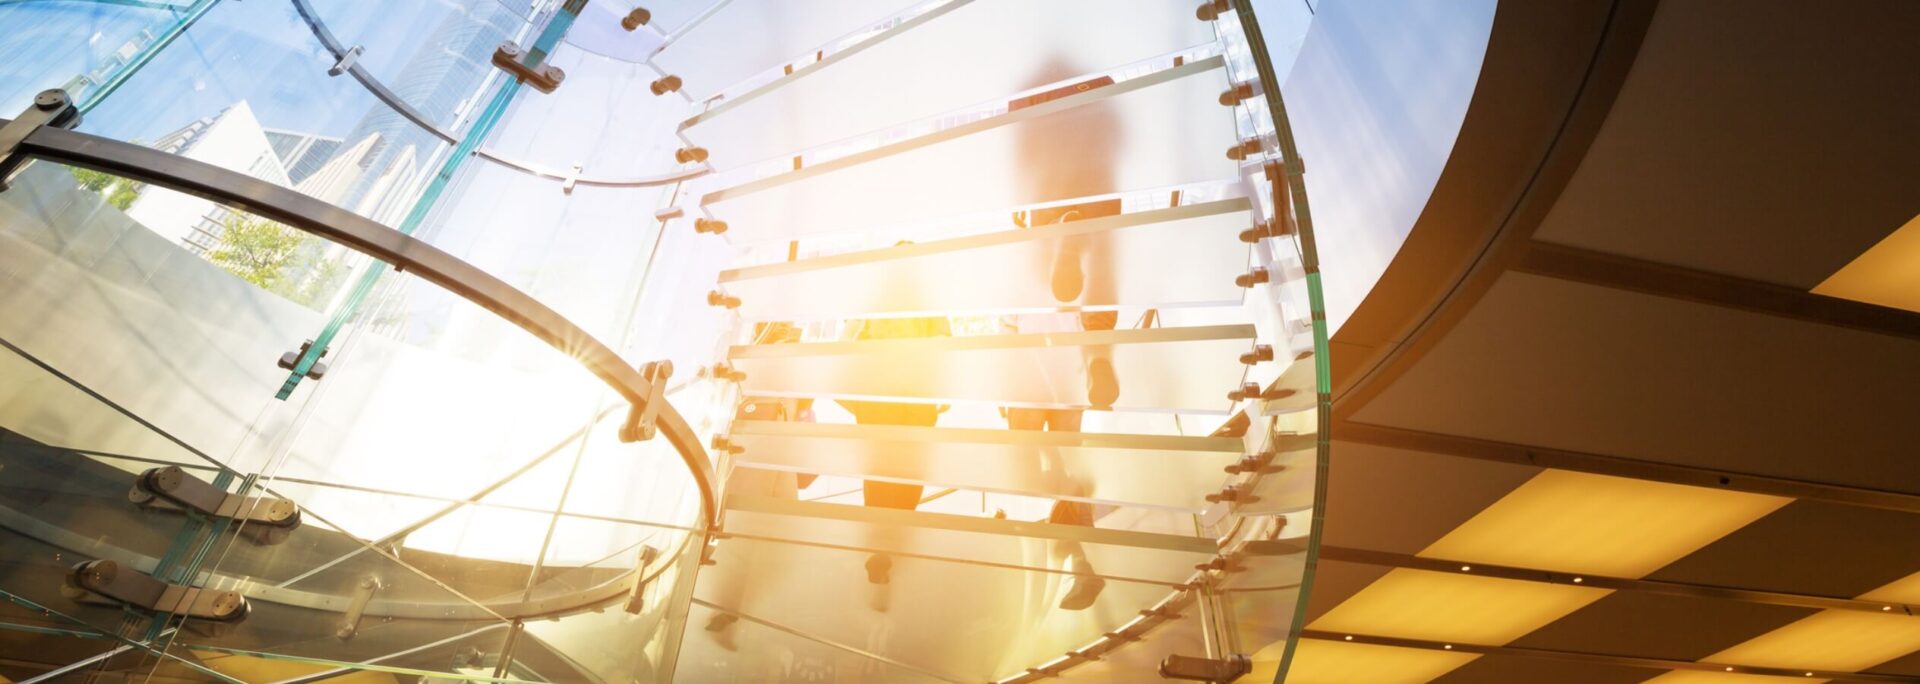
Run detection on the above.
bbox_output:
[0,0,1330,679]
[0,144,710,680]
[0,0,200,114]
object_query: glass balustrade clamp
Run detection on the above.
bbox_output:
[0,90,81,191]
[492,41,567,94]
[63,560,249,628]
[130,466,302,545]
[327,44,364,77]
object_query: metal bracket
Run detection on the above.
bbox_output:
[1217,81,1261,106]
[619,361,673,442]
[706,361,744,382]
[130,466,302,545]
[327,45,364,77]
[1223,450,1282,475]
[1227,382,1294,403]
[1158,653,1250,682]
[621,7,651,30]
[0,89,83,191]
[706,290,741,309]
[621,545,660,614]
[1237,344,1274,365]
[1204,484,1257,505]
[335,576,381,639]
[64,560,249,624]
[1225,137,1263,161]
[491,42,566,94]
[277,338,329,380]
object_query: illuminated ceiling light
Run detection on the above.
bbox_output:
[1419,470,1789,578]
[1309,569,1608,646]
[1284,640,1477,684]
[1813,212,1920,314]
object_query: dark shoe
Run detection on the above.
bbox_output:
[1086,357,1119,409]
[865,553,892,585]
[705,613,737,651]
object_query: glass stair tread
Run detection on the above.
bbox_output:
[725,421,1244,511]
[681,0,1216,171]
[720,199,1254,320]
[700,55,1237,243]
[728,324,1256,412]
[652,0,925,101]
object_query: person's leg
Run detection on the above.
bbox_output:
[857,402,933,597]
[1039,408,1104,610]
[1080,310,1119,409]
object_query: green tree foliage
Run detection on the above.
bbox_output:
[67,166,141,210]
[206,213,347,308]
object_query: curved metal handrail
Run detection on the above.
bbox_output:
[2,118,719,535]
[289,0,460,145]
[0,500,694,622]
[474,146,711,188]
[289,0,713,191]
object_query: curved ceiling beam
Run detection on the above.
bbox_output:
[1328,0,1659,411]
[3,119,718,534]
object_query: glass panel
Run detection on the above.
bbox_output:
[563,0,666,63]
[728,422,1242,511]
[678,602,949,683]
[0,156,709,678]
[77,0,464,225]
[304,0,533,132]
[152,495,516,681]
[722,198,1254,319]
[703,57,1238,243]
[0,0,188,114]
[610,0,721,38]
[729,324,1256,412]
[685,0,1216,170]
[698,526,1187,681]
[0,161,330,469]
[722,496,1212,583]
[478,43,696,179]
[653,0,926,101]
[412,164,669,344]
[519,517,697,683]
[0,348,276,680]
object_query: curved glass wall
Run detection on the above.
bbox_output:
[0,0,1333,681]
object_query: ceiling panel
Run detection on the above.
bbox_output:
[1531,0,1920,288]
[1307,568,1610,646]
[1419,470,1788,578]
[1275,639,1478,684]
[1508,592,1814,662]
[1352,273,1920,495]
[1815,212,1920,315]
[1648,501,1920,598]
[1321,440,1539,555]
[1431,654,1659,684]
